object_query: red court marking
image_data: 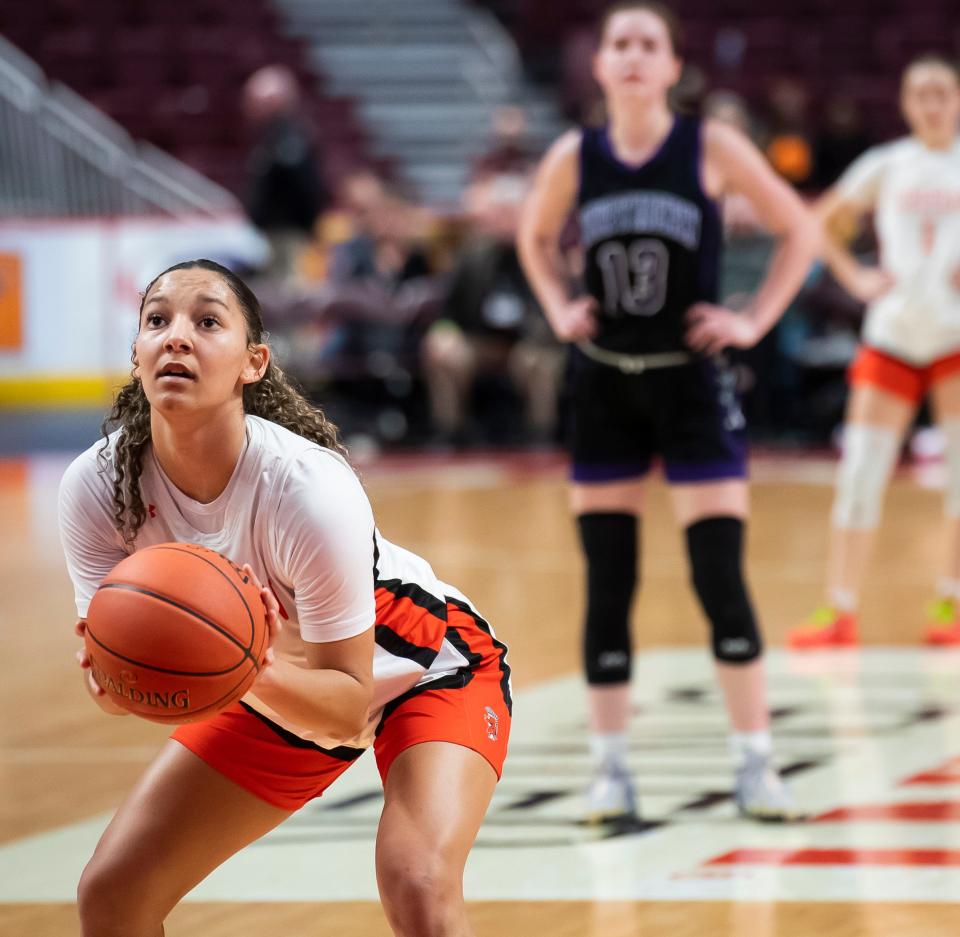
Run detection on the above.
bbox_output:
[816,802,960,822]
[707,848,960,867]
[903,757,960,786]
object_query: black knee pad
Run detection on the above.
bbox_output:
[685,516,762,663]
[577,512,638,684]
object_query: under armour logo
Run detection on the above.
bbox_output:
[720,637,753,656]
[484,706,499,742]
[147,504,157,518]
[597,650,629,670]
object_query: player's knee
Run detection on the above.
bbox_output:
[77,858,153,936]
[686,517,762,664]
[78,851,176,936]
[831,424,900,529]
[379,854,462,937]
[578,513,638,684]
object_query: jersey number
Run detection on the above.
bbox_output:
[596,239,669,317]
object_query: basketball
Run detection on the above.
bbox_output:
[84,543,268,724]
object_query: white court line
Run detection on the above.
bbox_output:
[4,649,960,903]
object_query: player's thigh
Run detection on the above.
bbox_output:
[570,477,647,514]
[845,380,916,431]
[656,360,748,524]
[82,739,292,913]
[931,369,960,420]
[375,741,497,884]
[569,356,653,501]
[669,478,749,528]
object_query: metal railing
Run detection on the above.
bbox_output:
[0,33,240,218]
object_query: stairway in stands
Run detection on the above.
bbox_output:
[272,0,564,206]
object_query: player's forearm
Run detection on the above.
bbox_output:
[746,216,819,337]
[518,234,570,325]
[253,660,372,741]
[821,228,873,297]
[815,194,875,296]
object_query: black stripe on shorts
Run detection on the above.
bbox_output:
[239,702,365,761]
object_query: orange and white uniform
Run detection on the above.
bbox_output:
[59,415,511,809]
[839,137,960,399]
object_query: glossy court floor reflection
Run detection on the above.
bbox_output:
[2,445,959,936]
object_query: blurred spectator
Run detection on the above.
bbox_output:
[423,174,563,448]
[703,89,753,136]
[561,26,600,122]
[762,77,815,189]
[243,65,328,280]
[471,105,536,181]
[464,106,537,223]
[713,27,747,74]
[329,170,432,286]
[670,62,707,114]
[812,95,872,189]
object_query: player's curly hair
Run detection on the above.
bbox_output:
[99,259,348,544]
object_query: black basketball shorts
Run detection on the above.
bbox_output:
[568,350,748,484]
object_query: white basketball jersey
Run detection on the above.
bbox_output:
[838,137,960,364]
[59,416,484,750]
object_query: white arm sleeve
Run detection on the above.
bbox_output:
[835,145,889,209]
[274,451,376,643]
[58,447,129,618]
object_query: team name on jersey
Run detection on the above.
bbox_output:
[898,188,960,214]
[580,191,702,250]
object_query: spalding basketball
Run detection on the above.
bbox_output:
[84,543,268,724]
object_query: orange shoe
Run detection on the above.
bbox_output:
[924,598,960,646]
[787,606,859,649]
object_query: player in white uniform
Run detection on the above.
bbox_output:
[59,260,511,937]
[789,55,960,648]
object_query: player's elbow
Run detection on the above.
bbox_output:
[774,205,820,259]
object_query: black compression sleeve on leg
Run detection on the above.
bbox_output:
[577,513,638,685]
[685,516,763,664]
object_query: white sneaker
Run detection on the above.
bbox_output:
[733,751,802,822]
[584,760,638,823]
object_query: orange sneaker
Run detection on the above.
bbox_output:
[787,606,859,649]
[924,598,960,646]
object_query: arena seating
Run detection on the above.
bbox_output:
[0,0,380,198]
[474,0,960,141]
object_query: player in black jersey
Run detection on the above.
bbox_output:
[519,1,818,822]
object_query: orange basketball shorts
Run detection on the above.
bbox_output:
[849,345,960,404]
[171,599,511,811]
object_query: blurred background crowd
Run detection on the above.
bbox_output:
[2,0,954,453]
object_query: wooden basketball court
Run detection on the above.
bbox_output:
[2,448,959,936]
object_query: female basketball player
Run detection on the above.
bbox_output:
[518,1,817,821]
[59,260,510,937]
[788,55,960,649]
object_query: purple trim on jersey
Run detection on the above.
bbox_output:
[664,454,748,484]
[571,459,651,483]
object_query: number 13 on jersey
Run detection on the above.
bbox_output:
[596,238,670,317]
